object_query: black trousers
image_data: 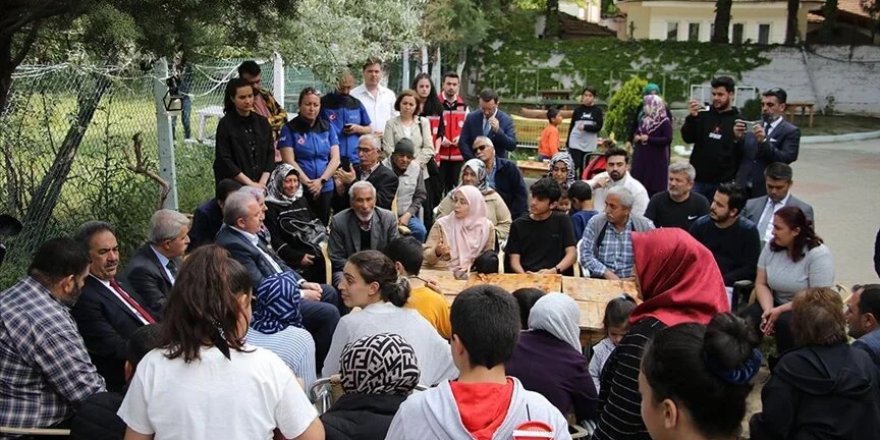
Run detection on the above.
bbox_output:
[301,284,341,374]
[439,160,464,195]
[741,301,795,354]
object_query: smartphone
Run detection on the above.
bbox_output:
[340,156,351,172]
[344,123,353,132]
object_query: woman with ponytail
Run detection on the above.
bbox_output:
[321,250,457,386]
[118,245,323,440]
[639,313,761,440]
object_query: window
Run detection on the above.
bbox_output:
[667,22,679,41]
[732,23,744,44]
[758,24,771,44]
[688,23,701,41]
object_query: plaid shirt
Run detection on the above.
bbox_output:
[0,277,106,430]
[581,218,636,278]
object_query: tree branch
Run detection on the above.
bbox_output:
[126,132,170,209]
[9,22,40,68]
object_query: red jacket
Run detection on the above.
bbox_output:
[437,95,468,163]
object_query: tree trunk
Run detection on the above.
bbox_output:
[711,0,733,43]
[0,36,14,116]
[822,0,839,38]
[545,0,561,39]
[11,74,111,260]
[785,0,800,44]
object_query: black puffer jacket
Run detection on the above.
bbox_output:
[320,393,407,440]
[69,391,125,440]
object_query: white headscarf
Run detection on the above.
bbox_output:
[527,292,581,352]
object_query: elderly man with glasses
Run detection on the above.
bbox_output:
[333,134,399,212]
[473,136,528,220]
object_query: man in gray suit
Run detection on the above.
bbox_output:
[329,181,399,287]
[737,88,800,198]
[743,162,814,246]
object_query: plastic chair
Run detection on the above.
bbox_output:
[319,241,332,285]
[573,238,584,278]
[309,375,428,415]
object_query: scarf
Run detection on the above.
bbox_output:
[638,94,670,136]
[528,292,582,352]
[249,272,303,334]
[340,333,421,395]
[547,152,576,189]
[266,164,303,207]
[460,158,492,194]
[436,185,492,273]
[629,228,729,327]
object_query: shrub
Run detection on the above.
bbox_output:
[605,76,648,142]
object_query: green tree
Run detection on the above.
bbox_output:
[604,76,647,143]
[862,0,880,41]
[711,0,733,43]
[785,0,800,44]
[821,0,840,38]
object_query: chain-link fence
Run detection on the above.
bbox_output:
[0,58,316,287]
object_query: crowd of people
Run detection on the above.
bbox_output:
[1,58,878,440]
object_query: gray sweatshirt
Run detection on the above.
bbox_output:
[385,377,572,439]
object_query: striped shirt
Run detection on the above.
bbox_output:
[0,277,106,429]
[247,327,317,390]
[594,318,666,440]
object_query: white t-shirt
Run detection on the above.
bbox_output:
[118,345,317,440]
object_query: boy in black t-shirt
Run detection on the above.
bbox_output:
[505,177,577,275]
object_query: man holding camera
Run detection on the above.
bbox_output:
[682,76,745,201]
[736,87,801,198]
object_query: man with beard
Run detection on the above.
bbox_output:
[580,186,655,280]
[690,183,761,303]
[586,147,650,217]
[846,284,880,368]
[329,181,399,287]
[321,71,373,169]
[73,221,155,392]
[333,134,399,212]
[682,76,746,200]
[737,87,801,198]
[0,238,106,431]
[644,162,710,230]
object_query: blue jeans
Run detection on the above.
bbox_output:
[693,181,719,202]
[171,96,192,139]
[407,216,427,242]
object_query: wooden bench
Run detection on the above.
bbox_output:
[785,101,815,128]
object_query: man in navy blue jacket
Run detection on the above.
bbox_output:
[459,89,517,160]
[475,136,528,220]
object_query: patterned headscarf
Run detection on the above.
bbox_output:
[266,163,303,207]
[340,333,421,395]
[459,158,492,194]
[638,94,670,136]
[250,271,303,334]
[547,152,576,189]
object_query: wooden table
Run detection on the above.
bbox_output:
[540,90,572,101]
[785,101,815,128]
[517,160,550,179]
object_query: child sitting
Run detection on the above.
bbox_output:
[569,181,598,240]
[555,188,572,215]
[588,295,637,393]
[537,107,562,161]
[386,285,570,439]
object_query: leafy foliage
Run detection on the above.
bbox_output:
[605,76,647,142]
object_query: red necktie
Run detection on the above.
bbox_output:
[109,278,156,324]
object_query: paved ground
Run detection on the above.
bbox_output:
[796,138,880,286]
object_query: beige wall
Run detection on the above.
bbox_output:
[619,1,823,43]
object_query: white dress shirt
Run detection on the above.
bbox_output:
[149,246,175,284]
[758,192,791,242]
[232,226,284,274]
[351,84,396,133]
[93,275,151,325]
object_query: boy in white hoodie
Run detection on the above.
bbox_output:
[386,285,571,439]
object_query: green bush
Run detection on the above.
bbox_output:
[740,98,762,120]
[605,76,647,142]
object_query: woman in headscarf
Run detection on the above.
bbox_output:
[506,293,598,426]
[630,94,673,197]
[424,185,497,277]
[246,272,317,389]
[593,228,729,440]
[436,158,512,240]
[547,152,576,189]
[264,163,326,282]
[320,333,421,440]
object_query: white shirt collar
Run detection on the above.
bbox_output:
[231,226,259,245]
[150,245,170,268]
[767,117,784,133]
[767,191,791,207]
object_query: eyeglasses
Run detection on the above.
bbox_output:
[474,145,488,152]
[356,147,374,153]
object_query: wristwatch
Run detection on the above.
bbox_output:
[320,177,327,184]
[554,266,561,274]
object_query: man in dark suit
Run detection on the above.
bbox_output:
[72,221,155,392]
[333,134,399,212]
[742,162,814,247]
[215,189,340,372]
[458,89,517,160]
[122,209,190,319]
[329,181,399,287]
[737,88,800,198]
[474,136,528,220]
[187,178,242,251]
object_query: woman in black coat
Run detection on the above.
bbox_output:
[320,333,420,440]
[264,163,326,283]
[213,77,275,191]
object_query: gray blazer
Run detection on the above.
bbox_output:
[329,207,399,283]
[736,119,800,197]
[743,193,815,227]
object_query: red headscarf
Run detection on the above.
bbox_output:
[628,228,729,326]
